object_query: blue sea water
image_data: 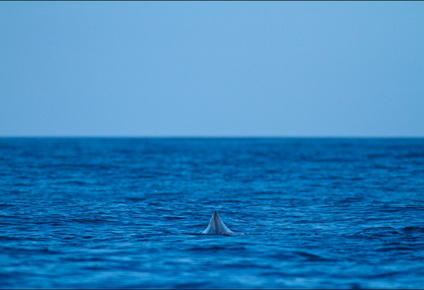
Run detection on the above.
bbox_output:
[0,137,424,289]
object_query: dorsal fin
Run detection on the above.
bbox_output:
[202,211,234,235]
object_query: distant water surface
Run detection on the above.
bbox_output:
[0,137,424,289]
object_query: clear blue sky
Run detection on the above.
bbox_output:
[1,2,423,137]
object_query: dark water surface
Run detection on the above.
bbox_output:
[1,138,424,289]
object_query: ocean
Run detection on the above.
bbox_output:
[0,137,423,289]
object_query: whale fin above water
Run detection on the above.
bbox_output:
[202,211,234,235]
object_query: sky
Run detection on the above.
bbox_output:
[1,2,423,137]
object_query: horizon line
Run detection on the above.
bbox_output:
[1,135,423,139]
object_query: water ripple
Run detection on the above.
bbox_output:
[0,138,423,288]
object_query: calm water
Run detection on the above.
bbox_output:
[1,138,424,289]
